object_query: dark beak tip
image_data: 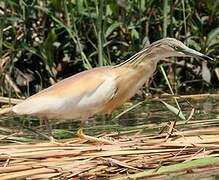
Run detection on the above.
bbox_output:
[202,55,214,62]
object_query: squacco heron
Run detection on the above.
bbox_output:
[4,38,214,143]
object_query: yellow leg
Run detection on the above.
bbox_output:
[49,136,59,144]
[43,119,63,145]
[48,136,71,146]
[77,128,115,145]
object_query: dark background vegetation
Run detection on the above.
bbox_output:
[0,0,219,98]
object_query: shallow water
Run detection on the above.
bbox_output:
[0,95,219,141]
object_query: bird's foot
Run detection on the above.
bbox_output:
[77,128,115,145]
[49,136,65,146]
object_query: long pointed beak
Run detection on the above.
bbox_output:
[182,48,214,62]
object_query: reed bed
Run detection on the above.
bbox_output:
[0,127,219,179]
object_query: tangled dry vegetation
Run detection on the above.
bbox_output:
[0,126,219,179]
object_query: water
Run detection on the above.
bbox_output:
[0,95,218,141]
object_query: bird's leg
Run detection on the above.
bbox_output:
[43,118,55,143]
[43,118,61,145]
[44,118,52,135]
[77,119,115,145]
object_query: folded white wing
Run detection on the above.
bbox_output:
[12,71,117,119]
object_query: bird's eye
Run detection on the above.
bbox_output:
[173,46,179,51]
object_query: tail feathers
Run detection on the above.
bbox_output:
[12,97,62,115]
[12,99,42,115]
[0,107,12,115]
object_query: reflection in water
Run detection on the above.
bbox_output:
[1,97,218,140]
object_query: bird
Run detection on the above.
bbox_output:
[1,38,214,144]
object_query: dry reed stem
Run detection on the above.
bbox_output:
[0,107,12,116]
[159,93,219,100]
[0,127,219,179]
[0,97,23,104]
[4,74,21,95]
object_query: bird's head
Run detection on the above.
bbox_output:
[150,38,214,61]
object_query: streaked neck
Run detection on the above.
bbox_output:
[115,46,161,69]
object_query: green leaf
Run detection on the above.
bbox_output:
[140,0,146,11]
[106,4,113,16]
[41,28,57,67]
[131,28,139,39]
[52,129,73,139]
[160,100,186,120]
[105,22,122,38]
[207,27,219,48]
[51,0,63,11]
[116,156,219,180]
[76,0,85,13]
[186,38,201,51]
[24,46,43,59]
[3,41,14,49]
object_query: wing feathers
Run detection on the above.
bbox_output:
[12,67,117,119]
